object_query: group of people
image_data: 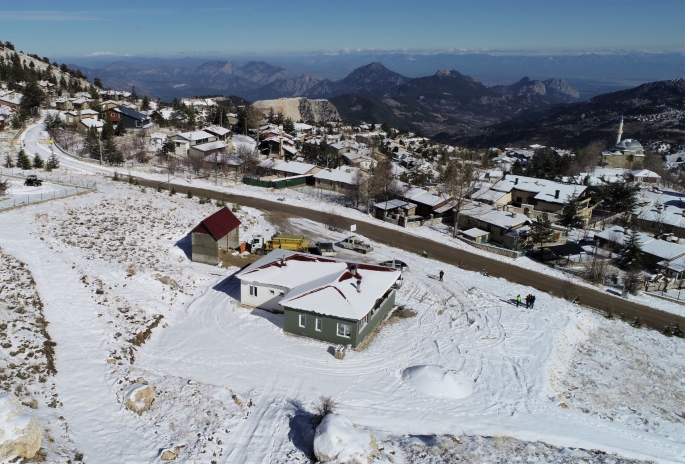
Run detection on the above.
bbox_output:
[516,294,536,308]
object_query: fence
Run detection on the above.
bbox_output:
[457,235,526,259]
[0,168,96,211]
[242,175,311,189]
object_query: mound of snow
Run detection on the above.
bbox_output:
[0,392,42,460]
[313,414,375,463]
[402,365,473,400]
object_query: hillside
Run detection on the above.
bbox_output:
[452,78,685,149]
[491,76,581,103]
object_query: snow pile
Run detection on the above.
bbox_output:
[402,365,473,400]
[313,414,375,463]
[0,392,42,460]
[123,383,154,415]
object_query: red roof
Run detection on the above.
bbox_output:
[192,207,241,240]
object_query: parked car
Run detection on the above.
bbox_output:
[379,259,409,270]
[24,174,43,187]
[339,236,373,254]
[316,241,337,257]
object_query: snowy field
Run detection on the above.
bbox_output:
[0,174,683,462]
[0,177,85,210]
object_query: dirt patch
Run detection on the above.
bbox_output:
[220,252,260,268]
[130,314,164,348]
[388,308,418,323]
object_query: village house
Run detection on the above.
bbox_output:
[77,118,104,135]
[458,202,534,248]
[235,250,401,348]
[312,166,359,191]
[172,130,218,157]
[258,159,321,178]
[189,140,228,159]
[629,169,661,184]
[632,197,685,238]
[190,207,242,265]
[112,106,151,129]
[403,186,454,217]
[373,199,417,221]
[203,125,231,142]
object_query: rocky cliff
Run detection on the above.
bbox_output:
[252,98,340,123]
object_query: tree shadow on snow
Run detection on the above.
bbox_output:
[286,399,317,461]
[175,234,192,260]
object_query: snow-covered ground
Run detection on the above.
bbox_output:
[1,119,683,462]
[2,178,683,461]
[0,176,85,209]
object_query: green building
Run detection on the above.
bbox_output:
[236,250,401,348]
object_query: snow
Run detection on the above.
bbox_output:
[0,393,33,442]
[402,365,473,400]
[0,117,683,462]
[313,414,374,463]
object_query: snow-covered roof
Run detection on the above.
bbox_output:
[595,226,685,261]
[203,125,230,136]
[237,250,400,320]
[404,187,451,207]
[80,119,104,128]
[177,130,214,141]
[191,141,227,152]
[492,175,587,205]
[630,169,661,179]
[259,159,317,175]
[463,228,489,239]
[461,202,530,229]
[313,167,358,184]
[373,199,417,211]
[471,185,509,203]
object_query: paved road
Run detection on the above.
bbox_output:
[25,118,683,332]
[129,176,685,332]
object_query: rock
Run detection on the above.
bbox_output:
[106,358,116,364]
[154,274,179,290]
[0,392,42,460]
[313,414,374,463]
[233,395,243,406]
[251,97,340,123]
[123,384,154,415]
[160,446,181,461]
[187,380,197,386]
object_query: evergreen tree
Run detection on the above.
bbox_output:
[102,137,123,165]
[93,77,103,89]
[618,229,644,272]
[45,152,59,171]
[130,85,138,102]
[161,137,176,156]
[102,119,115,140]
[511,159,524,175]
[4,153,14,168]
[600,182,640,215]
[16,149,32,170]
[283,117,295,135]
[559,195,585,228]
[267,107,275,123]
[141,95,151,111]
[116,120,126,136]
[19,78,45,118]
[84,127,101,160]
[33,153,44,169]
[530,212,555,257]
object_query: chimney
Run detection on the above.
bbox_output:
[356,279,362,293]
[511,212,517,218]
[681,209,685,217]
[514,178,519,185]
[554,190,560,199]
[280,257,286,266]
[349,264,357,276]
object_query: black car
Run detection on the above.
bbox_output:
[379,259,409,270]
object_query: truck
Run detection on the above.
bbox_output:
[316,241,337,257]
[24,175,43,187]
[248,234,309,255]
[338,236,374,254]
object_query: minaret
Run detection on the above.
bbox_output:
[278,124,284,158]
[616,116,624,145]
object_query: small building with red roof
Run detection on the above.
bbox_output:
[191,207,242,265]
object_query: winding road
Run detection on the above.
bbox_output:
[21,119,685,332]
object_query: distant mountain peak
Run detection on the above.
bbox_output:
[435,69,451,77]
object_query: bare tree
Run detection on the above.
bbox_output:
[237,144,260,176]
[440,151,479,238]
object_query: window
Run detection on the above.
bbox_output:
[315,318,322,332]
[337,323,351,338]
[136,120,141,127]
[249,286,257,297]
[299,314,306,328]
[359,315,368,332]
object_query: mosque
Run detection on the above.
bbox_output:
[600,116,645,169]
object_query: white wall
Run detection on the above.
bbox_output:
[240,282,287,312]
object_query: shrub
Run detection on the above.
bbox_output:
[311,396,337,425]
[156,185,162,193]
[112,171,120,181]
[170,188,176,196]
[672,322,684,338]
[187,189,193,199]
[632,316,644,328]
[216,199,226,207]
[199,196,211,205]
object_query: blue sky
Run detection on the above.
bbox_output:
[0,0,683,58]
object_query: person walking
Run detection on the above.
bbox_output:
[439,270,444,282]
[530,295,536,309]
[525,294,531,308]
[516,294,521,307]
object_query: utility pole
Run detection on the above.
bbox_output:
[98,136,102,165]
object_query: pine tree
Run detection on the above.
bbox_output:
[45,152,59,171]
[161,137,175,156]
[530,212,556,257]
[102,137,123,165]
[33,153,44,169]
[559,195,585,228]
[102,119,115,140]
[116,120,126,136]
[618,229,644,272]
[84,127,101,160]
[141,95,151,111]
[4,153,14,168]
[16,149,32,170]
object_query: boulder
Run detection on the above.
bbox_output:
[123,384,154,415]
[160,445,181,461]
[0,392,42,460]
[313,414,374,463]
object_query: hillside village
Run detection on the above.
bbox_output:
[1,40,685,463]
